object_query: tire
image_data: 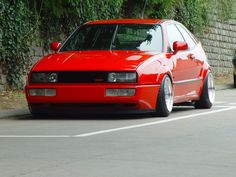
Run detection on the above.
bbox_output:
[194,72,215,109]
[153,75,173,117]
[234,74,236,88]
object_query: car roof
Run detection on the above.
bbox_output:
[85,19,167,25]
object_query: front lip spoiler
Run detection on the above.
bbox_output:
[29,103,155,116]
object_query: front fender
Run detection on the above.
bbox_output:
[137,57,173,85]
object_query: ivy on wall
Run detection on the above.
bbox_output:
[0,0,35,89]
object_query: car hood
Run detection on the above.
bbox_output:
[32,50,161,71]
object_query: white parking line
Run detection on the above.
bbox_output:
[0,135,71,138]
[74,106,236,137]
[214,101,226,104]
[0,106,235,138]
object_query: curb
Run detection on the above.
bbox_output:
[215,84,234,91]
[0,109,30,119]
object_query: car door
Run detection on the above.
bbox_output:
[175,24,203,81]
[166,24,194,100]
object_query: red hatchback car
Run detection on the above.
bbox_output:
[25,19,215,117]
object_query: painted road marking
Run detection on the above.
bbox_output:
[0,135,71,138]
[74,106,236,137]
[214,101,226,104]
[0,106,236,138]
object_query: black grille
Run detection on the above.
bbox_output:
[58,71,108,83]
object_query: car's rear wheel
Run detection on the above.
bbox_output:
[153,75,173,117]
[194,72,215,109]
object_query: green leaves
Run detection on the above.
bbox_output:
[0,0,34,90]
[37,0,123,51]
[122,0,234,33]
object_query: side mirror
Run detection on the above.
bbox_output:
[173,41,188,54]
[50,42,61,52]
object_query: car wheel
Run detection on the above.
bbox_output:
[234,74,236,88]
[153,75,173,117]
[194,72,215,109]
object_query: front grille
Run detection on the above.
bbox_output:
[58,71,108,83]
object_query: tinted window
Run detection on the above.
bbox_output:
[176,24,196,49]
[60,24,163,52]
[61,25,116,51]
[166,24,185,51]
[114,24,163,52]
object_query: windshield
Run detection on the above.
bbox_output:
[60,24,163,52]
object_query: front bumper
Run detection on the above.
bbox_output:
[25,84,160,114]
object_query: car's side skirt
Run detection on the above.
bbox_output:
[173,77,203,104]
[173,77,202,85]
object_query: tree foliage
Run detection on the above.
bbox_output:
[122,0,210,33]
[35,0,123,50]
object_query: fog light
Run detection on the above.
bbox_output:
[29,89,56,96]
[106,89,136,96]
[45,89,56,96]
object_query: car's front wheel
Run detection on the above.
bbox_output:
[194,72,215,109]
[153,75,173,117]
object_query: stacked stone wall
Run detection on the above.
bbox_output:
[198,12,236,76]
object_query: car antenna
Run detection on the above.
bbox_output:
[141,0,148,19]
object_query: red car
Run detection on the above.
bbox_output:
[25,19,215,117]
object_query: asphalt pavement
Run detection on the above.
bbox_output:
[0,86,236,177]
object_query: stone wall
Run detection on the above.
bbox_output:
[0,67,7,91]
[198,12,236,76]
[0,47,46,91]
[30,46,47,64]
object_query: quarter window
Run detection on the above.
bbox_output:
[176,24,196,49]
[166,24,185,52]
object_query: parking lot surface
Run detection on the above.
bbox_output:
[0,89,236,177]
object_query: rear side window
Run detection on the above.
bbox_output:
[176,24,196,49]
[166,24,185,51]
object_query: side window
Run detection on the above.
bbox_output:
[138,25,163,52]
[176,24,196,49]
[166,24,185,52]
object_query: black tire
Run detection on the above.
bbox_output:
[153,75,173,117]
[234,74,236,88]
[194,72,215,109]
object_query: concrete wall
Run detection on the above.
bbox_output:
[198,11,236,76]
[0,67,7,90]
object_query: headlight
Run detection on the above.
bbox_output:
[30,72,58,83]
[107,72,137,83]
